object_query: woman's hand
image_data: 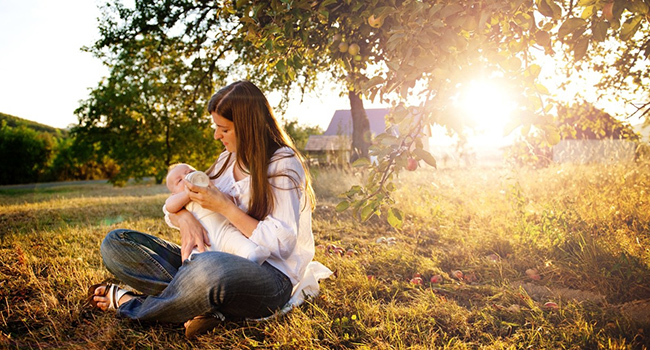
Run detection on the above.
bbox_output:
[185,179,260,238]
[171,210,211,261]
[184,179,235,214]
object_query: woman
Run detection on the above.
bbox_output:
[88,80,331,338]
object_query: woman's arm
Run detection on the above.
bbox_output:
[185,180,259,237]
[186,155,303,259]
[168,209,211,261]
[165,192,191,213]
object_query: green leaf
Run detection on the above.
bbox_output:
[620,15,643,41]
[276,59,286,73]
[558,18,587,39]
[626,0,649,15]
[387,207,403,230]
[336,200,350,212]
[351,157,371,167]
[526,64,542,79]
[360,204,375,222]
[413,148,437,168]
[534,30,551,48]
[439,4,463,18]
[580,5,595,19]
[591,20,609,42]
[545,127,561,145]
[536,0,554,17]
[573,37,589,61]
[320,0,337,7]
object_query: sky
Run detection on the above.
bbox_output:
[1,1,645,148]
[0,0,377,131]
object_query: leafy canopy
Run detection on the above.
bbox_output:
[86,0,648,223]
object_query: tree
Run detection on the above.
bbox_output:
[0,122,53,185]
[282,120,323,151]
[77,34,222,184]
[89,0,649,225]
[506,100,640,167]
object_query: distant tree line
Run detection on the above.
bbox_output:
[0,112,321,186]
[0,113,116,185]
[506,101,643,168]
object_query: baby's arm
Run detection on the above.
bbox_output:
[165,192,191,213]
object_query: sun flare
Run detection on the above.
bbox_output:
[459,80,518,147]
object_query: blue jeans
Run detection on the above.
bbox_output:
[100,229,292,323]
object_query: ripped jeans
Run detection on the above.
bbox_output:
[100,229,292,323]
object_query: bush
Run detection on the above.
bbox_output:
[0,122,53,184]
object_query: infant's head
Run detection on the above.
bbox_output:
[166,163,196,194]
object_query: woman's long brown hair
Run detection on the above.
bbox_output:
[205,80,315,221]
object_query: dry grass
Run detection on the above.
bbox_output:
[1,164,649,349]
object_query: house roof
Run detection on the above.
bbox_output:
[304,135,350,151]
[323,108,389,136]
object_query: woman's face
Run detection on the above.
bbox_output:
[212,112,236,153]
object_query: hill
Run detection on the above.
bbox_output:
[0,111,68,137]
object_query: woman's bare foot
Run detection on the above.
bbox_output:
[90,284,134,311]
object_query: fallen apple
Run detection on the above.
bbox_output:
[338,42,349,53]
[410,276,423,285]
[543,301,558,309]
[525,268,541,280]
[452,270,464,280]
[430,275,443,284]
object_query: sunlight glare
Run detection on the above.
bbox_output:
[459,80,518,147]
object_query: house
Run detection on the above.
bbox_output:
[304,108,389,165]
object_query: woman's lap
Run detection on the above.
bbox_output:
[100,229,292,323]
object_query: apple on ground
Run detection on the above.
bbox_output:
[543,301,559,309]
[525,268,541,280]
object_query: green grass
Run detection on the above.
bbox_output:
[1,164,649,349]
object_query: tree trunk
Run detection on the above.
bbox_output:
[348,90,371,163]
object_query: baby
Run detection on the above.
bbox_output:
[165,163,270,264]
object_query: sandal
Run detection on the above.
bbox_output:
[87,283,133,311]
[185,312,225,339]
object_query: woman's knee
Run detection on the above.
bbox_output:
[182,253,250,288]
[100,229,127,256]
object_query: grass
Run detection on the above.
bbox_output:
[1,164,650,349]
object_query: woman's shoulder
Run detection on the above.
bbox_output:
[269,147,302,171]
[272,146,295,158]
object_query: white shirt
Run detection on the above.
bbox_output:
[164,147,329,293]
[210,147,314,286]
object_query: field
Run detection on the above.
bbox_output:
[1,164,650,349]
